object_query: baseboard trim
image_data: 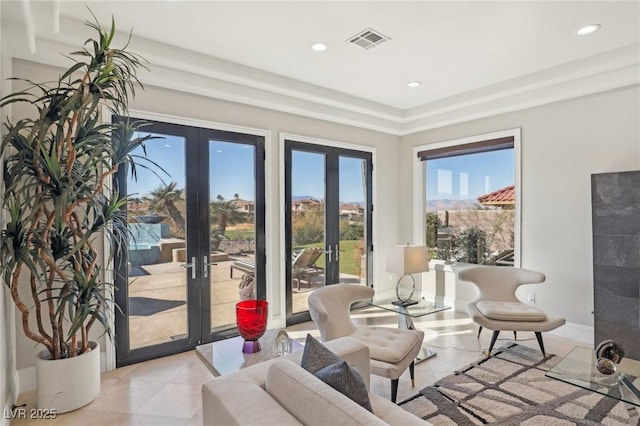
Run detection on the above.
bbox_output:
[549,321,593,345]
[2,370,19,426]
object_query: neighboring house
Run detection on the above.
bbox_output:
[232,198,254,214]
[127,200,147,213]
[477,185,515,210]
[339,203,364,217]
[292,198,322,212]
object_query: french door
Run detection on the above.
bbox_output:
[285,140,373,325]
[114,118,265,366]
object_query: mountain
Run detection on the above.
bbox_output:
[292,195,320,201]
[427,199,478,212]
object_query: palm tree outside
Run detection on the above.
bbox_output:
[144,181,186,237]
[210,196,246,251]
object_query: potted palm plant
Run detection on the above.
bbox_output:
[0,17,151,412]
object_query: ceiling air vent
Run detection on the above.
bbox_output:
[348,28,390,50]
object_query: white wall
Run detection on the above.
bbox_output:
[400,85,640,332]
[1,7,19,421]
[10,58,401,374]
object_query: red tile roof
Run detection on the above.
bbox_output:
[477,184,515,206]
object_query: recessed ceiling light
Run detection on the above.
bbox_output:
[407,81,422,88]
[311,42,327,52]
[576,24,601,36]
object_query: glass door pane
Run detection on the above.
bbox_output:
[126,132,189,350]
[338,156,368,286]
[290,150,326,315]
[116,119,265,366]
[285,141,372,326]
[209,140,257,331]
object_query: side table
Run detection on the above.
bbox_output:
[195,329,303,377]
[546,346,640,425]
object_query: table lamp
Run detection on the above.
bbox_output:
[386,244,429,307]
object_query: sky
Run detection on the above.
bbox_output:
[127,132,512,203]
[425,149,514,200]
[128,134,367,203]
[128,134,255,201]
[291,151,366,202]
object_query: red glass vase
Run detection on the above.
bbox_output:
[236,299,268,353]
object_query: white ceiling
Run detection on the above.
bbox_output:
[2,1,639,135]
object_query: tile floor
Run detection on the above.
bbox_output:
[12,306,586,425]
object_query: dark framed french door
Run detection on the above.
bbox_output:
[114,118,265,366]
[285,140,373,325]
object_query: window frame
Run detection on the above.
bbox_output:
[412,128,521,267]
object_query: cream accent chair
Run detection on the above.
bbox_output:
[308,284,424,403]
[457,265,565,357]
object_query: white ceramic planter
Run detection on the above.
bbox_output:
[36,341,100,413]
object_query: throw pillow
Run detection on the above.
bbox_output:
[314,359,373,412]
[301,334,373,412]
[300,333,342,374]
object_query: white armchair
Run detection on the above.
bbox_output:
[308,284,424,403]
[457,265,565,357]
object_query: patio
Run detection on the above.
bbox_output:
[126,257,357,349]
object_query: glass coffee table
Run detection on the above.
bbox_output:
[195,329,304,377]
[546,346,640,425]
[369,297,450,363]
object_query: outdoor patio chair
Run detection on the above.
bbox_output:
[292,247,324,290]
[230,259,255,278]
[230,248,324,290]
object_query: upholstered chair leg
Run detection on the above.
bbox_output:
[409,361,415,387]
[513,331,517,340]
[488,330,500,355]
[535,332,546,357]
[477,325,483,338]
[391,379,399,403]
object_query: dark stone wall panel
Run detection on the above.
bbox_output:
[592,170,640,360]
[593,266,640,298]
[592,203,640,236]
[593,235,640,268]
[592,171,640,206]
[595,321,640,361]
[593,292,640,326]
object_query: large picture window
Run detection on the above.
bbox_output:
[418,135,517,266]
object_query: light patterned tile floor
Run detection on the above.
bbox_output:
[12,308,584,425]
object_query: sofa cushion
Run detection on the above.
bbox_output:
[476,301,547,321]
[369,393,427,425]
[266,360,386,426]
[301,334,372,411]
[202,379,302,425]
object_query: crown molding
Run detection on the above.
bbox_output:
[2,17,638,136]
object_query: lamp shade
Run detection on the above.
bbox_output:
[386,245,429,275]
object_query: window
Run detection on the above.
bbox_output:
[417,135,518,266]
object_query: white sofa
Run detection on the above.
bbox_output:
[201,336,430,425]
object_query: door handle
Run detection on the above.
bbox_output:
[335,244,345,261]
[203,255,218,279]
[324,246,333,263]
[181,256,197,280]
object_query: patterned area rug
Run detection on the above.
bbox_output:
[400,343,632,425]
